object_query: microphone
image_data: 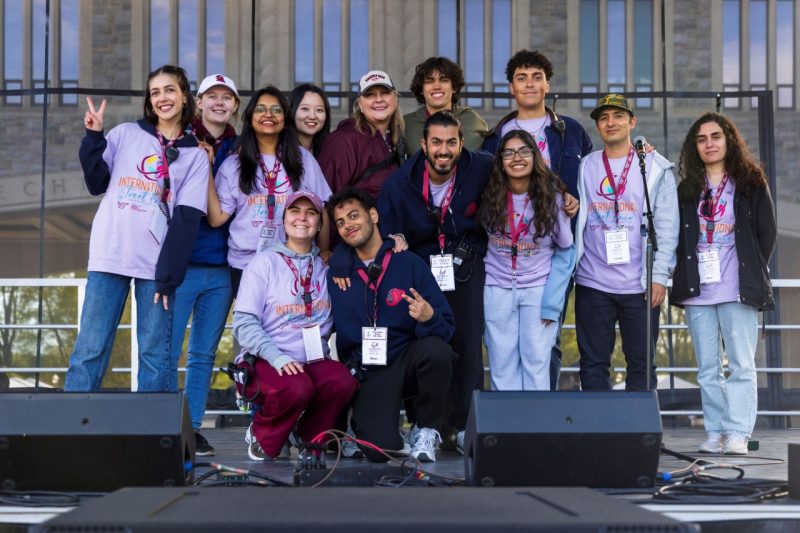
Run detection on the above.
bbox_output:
[633,136,648,161]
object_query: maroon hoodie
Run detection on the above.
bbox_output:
[317,117,399,198]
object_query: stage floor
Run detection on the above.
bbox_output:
[199,425,796,485]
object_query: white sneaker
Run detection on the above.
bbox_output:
[456,430,465,456]
[698,432,725,453]
[410,427,441,462]
[723,431,749,455]
[245,422,255,444]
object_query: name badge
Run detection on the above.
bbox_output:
[361,327,388,366]
[430,254,456,292]
[257,224,278,252]
[604,229,630,265]
[698,249,721,284]
[149,205,169,244]
[302,324,325,362]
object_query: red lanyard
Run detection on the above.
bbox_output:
[280,254,314,318]
[601,146,635,227]
[506,190,530,273]
[422,164,457,252]
[703,172,729,245]
[155,130,179,205]
[257,155,282,221]
[356,251,393,326]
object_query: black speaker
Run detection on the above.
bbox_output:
[464,390,662,488]
[0,392,195,491]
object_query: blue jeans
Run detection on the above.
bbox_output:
[685,301,758,436]
[575,284,659,391]
[485,285,557,391]
[169,265,233,428]
[65,272,173,392]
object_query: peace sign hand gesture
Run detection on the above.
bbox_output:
[84,96,106,132]
[402,288,434,323]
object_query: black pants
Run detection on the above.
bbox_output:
[350,336,455,462]
[444,258,485,430]
[575,284,659,391]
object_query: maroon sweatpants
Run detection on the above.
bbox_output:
[237,357,358,457]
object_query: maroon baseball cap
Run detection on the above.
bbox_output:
[285,190,324,213]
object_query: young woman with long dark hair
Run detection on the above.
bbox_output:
[65,65,209,392]
[671,112,776,455]
[206,86,332,292]
[290,83,331,158]
[478,129,575,391]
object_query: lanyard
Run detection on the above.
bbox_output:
[257,155,282,221]
[601,147,635,227]
[155,130,179,205]
[703,172,729,245]
[506,190,530,275]
[356,251,393,327]
[280,254,314,318]
[422,164,457,252]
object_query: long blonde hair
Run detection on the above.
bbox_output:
[353,90,405,145]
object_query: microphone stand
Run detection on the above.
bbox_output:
[636,144,658,392]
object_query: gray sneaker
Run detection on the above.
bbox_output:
[410,427,441,462]
[341,428,365,458]
[723,431,749,455]
[456,430,465,456]
[248,439,273,461]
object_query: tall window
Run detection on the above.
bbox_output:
[437,0,457,61]
[349,0,369,92]
[749,0,767,108]
[491,0,511,108]
[294,0,370,104]
[579,0,599,107]
[606,0,626,93]
[722,0,740,108]
[633,0,653,108]
[60,0,80,105]
[322,0,342,105]
[2,0,80,106]
[150,0,227,89]
[463,0,484,108]
[776,0,794,109]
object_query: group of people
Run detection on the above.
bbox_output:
[64,48,776,462]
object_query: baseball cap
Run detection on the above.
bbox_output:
[285,190,324,214]
[590,93,634,120]
[358,70,395,95]
[197,74,239,97]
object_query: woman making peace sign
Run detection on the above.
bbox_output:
[65,65,209,392]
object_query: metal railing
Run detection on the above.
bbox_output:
[1,278,799,420]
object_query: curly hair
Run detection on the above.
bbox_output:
[505,49,554,83]
[478,130,566,239]
[237,86,303,196]
[409,57,466,106]
[678,112,768,200]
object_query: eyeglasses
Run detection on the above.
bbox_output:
[500,146,534,160]
[253,104,284,116]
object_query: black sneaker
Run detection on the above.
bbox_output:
[194,431,215,457]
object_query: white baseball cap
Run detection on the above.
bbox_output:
[197,74,239,97]
[358,70,394,95]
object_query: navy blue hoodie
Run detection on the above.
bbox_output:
[377,148,493,260]
[328,240,455,369]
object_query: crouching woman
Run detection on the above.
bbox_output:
[233,190,359,460]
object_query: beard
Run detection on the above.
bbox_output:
[425,152,457,177]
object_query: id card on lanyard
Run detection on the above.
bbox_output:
[423,165,457,292]
[150,130,178,244]
[601,148,634,265]
[698,173,728,285]
[507,190,530,284]
[357,251,392,366]
[280,254,324,361]
[257,155,282,252]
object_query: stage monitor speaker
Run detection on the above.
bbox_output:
[464,390,662,488]
[0,392,194,492]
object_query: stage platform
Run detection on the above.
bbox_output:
[2,427,799,531]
